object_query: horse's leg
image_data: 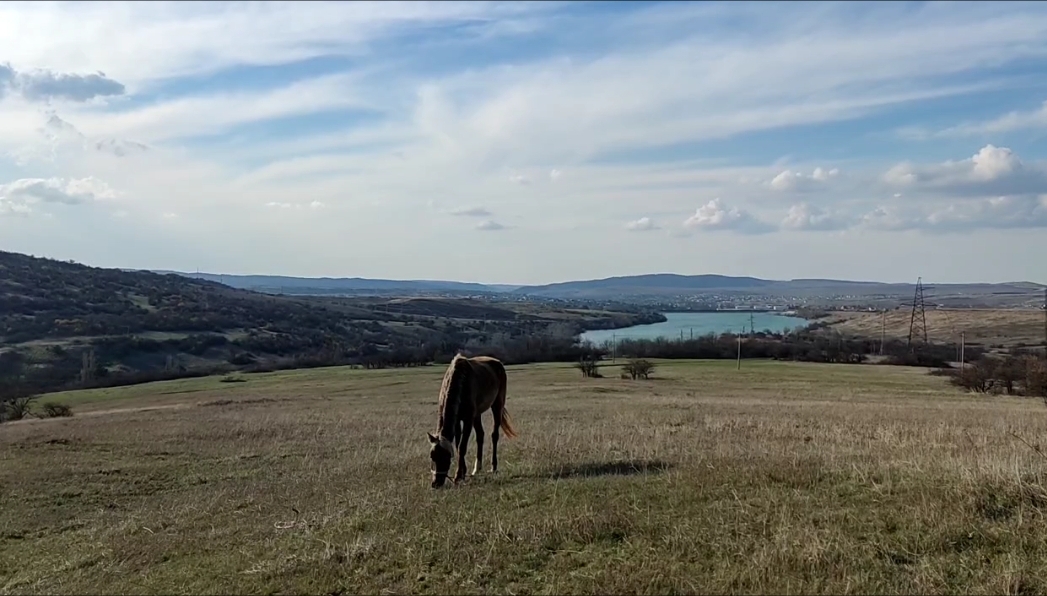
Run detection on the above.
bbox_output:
[454,413,473,483]
[471,415,485,476]
[491,400,503,474]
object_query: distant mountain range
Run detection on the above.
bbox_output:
[159,271,1045,301]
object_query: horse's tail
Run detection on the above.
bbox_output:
[493,360,518,439]
[500,405,518,439]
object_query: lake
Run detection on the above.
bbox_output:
[580,311,811,345]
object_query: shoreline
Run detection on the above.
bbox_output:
[580,311,812,342]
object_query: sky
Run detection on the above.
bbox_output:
[1,0,1046,285]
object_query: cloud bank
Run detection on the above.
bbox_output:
[1,1,1047,283]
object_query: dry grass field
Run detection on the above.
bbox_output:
[4,360,1047,594]
[827,308,1046,347]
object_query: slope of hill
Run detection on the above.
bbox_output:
[825,308,1047,347]
[160,271,519,295]
[0,251,660,396]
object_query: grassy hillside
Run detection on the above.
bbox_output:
[0,251,662,395]
[169,271,508,295]
[826,308,1047,348]
[4,360,1047,593]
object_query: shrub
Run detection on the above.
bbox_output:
[1026,358,1047,399]
[950,355,1047,397]
[0,395,37,422]
[951,359,997,393]
[39,402,73,418]
[622,359,655,380]
[576,356,601,378]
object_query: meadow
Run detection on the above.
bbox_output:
[3,359,1047,594]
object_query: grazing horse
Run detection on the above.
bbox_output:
[427,354,517,488]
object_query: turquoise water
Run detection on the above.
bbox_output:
[580,311,810,345]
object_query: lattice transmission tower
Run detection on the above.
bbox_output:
[907,277,928,350]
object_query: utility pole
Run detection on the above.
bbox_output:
[612,333,616,363]
[879,308,886,356]
[1043,287,1046,360]
[960,331,965,369]
[736,335,742,370]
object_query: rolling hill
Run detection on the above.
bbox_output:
[158,269,1044,305]
[159,271,520,295]
[0,250,660,396]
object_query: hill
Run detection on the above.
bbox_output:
[825,308,1047,348]
[0,251,661,396]
[514,274,1045,302]
[510,273,774,297]
[159,269,1044,307]
[161,271,520,295]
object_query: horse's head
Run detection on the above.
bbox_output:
[427,432,454,488]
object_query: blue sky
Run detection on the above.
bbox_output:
[1,0,1046,284]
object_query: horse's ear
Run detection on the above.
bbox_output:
[427,432,438,444]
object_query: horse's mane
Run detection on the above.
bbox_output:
[436,353,470,441]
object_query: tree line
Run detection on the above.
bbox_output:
[0,312,1012,407]
[595,329,977,368]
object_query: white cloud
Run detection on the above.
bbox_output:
[8,110,150,166]
[858,206,916,232]
[970,145,1022,180]
[882,144,1047,196]
[475,219,506,231]
[923,195,1047,231]
[60,72,372,146]
[264,200,327,211]
[781,203,853,231]
[549,169,562,181]
[625,216,658,231]
[450,206,493,217]
[0,176,117,215]
[682,198,772,234]
[768,167,839,192]
[924,100,1047,138]
[399,2,1047,169]
[0,62,125,103]
[0,200,31,217]
[0,2,551,88]
[859,194,1047,233]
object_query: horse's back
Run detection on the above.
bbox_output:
[465,356,505,413]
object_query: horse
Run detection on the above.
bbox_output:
[427,353,517,488]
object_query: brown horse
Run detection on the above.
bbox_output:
[427,354,517,488]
